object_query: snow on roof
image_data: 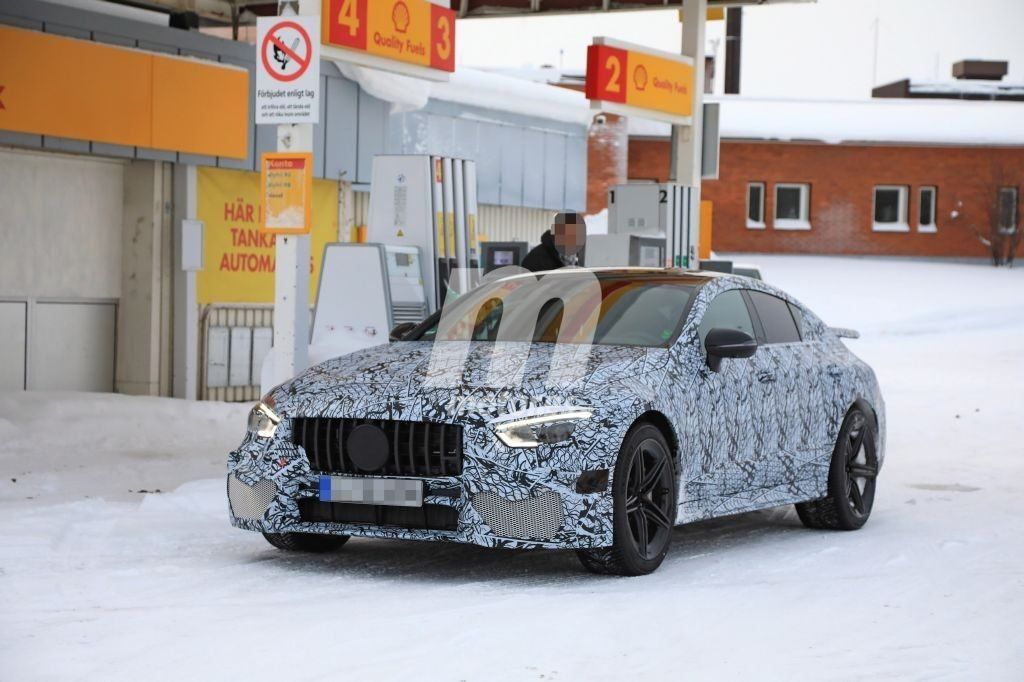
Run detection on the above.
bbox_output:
[333,61,593,127]
[908,81,1024,98]
[628,95,1024,147]
[432,68,593,127]
[336,61,1024,146]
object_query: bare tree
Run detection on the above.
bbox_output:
[998,184,1021,267]
[951,167,1021,267]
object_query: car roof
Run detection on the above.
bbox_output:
[492,266,727,285]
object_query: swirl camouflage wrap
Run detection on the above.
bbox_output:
[228,270,885,550]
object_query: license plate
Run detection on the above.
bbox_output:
[319,475,423,508]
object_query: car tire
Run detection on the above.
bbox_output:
[262,531,350,552]
[576,423,677,576]
[796,406,879,531]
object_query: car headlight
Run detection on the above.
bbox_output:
[248,398,281,439]
[492,408,593,448]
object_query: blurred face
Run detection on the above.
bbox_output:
[553,214,587,257]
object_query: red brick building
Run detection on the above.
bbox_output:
[595,96,1024,260]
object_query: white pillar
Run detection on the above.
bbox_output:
[119,159,169,396]
[271,0,316,386]
[675,0,707,186]
[675,0,706,268]
[172,164,200,399]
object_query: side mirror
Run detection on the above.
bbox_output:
[389,322,418,342]
[704,328,757,372]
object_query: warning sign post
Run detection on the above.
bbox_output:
[256,15,320,125]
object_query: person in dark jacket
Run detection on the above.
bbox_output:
[521,211,587,272]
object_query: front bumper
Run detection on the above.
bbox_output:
[227,429,617,550]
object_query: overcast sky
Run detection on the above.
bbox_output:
[456,0,1024,99]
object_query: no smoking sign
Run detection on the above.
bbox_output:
[256,15,320,124]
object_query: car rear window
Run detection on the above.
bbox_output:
[747,291,801,344]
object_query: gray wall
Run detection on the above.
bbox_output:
[392,101,586,211]
[0,0,586,211]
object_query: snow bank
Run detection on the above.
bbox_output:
[729,253,1024,337]
[0,392,248,503]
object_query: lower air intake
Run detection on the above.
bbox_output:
[228,474,278,520]
[472,491,565,541]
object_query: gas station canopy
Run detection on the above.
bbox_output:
[101,0,811,26]
[448,0,812,18]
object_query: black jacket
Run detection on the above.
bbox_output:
[521,230,585,272]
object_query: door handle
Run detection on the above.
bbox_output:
[757,371,776,384]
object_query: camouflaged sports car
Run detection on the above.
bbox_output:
[228,268,885,575]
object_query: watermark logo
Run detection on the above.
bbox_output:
[423,266,602,390]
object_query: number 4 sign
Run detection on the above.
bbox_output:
[321,0,455,80]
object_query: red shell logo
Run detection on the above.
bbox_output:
[633,64,648,91]
[392,1,411,33]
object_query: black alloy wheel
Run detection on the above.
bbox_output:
[624,436,676,560]
[844,411,879,519]
[577,423,677,575]
[796,407,879,531]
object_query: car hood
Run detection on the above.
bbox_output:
[271,341,671,421]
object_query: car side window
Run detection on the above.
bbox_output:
[747,291,801,344]
[787,302,804,338]
[698,290,756,345]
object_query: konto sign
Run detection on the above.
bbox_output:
[322,0,455,78]
[256,15,321,124]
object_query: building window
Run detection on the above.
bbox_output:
[774,183,811,230]
[873,185,909,232]
[918,186,937,233]
[997,187,1019,234]
[746,182,765,229]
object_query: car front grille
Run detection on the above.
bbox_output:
[299,499,459,531]
[292,418,463,477]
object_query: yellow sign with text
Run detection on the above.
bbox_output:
[261,152,313,234]
[197,167,338,304]
[322,0,456,73]
[625,50,694,119]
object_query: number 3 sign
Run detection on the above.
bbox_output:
[321,0,455,78]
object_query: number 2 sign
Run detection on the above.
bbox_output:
[321,0,455,77]
[585,37,695,125]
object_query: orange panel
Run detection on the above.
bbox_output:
[0,26,152,146]
[0,26,248,159]
[152,56,249,159]
[626,50,694,118]
[700,200,713,260]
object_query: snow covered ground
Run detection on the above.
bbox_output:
[2,255,1023,681]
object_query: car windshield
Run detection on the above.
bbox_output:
[409,273,696,348]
